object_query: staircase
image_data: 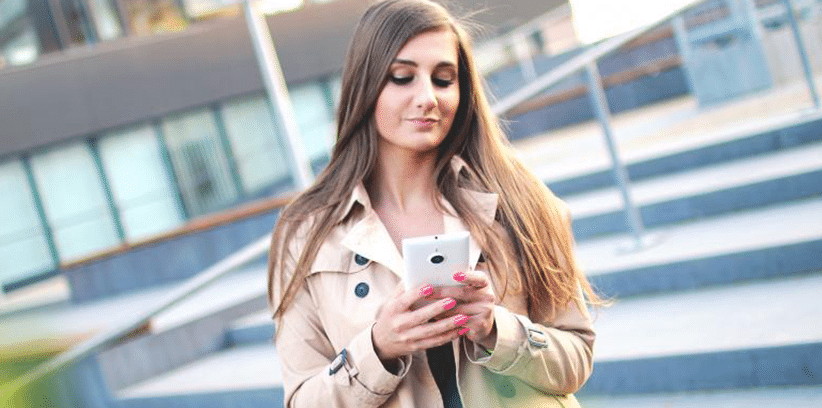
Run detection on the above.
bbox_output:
[83,105,822,407]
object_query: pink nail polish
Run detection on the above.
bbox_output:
[443,299,456,310]
[454,315,469,326]
[420,285,433,297]
[459,327,470,336]
[453,271,466,281]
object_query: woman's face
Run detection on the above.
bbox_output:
[373,29,460,155]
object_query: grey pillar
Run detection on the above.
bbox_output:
[584,62,646,248]
[243,0,314,189]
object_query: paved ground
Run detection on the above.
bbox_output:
[117,344,282,398]
[513,77,822,183]
[575,196,822,275]
[578,385,822,407]
[563,140,822,217]
[593,271,822,360]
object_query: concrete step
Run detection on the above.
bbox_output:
[95,266,269,392]
[541,109,822,197]
[582,272,822,394]
[215,196,822,348]
[225,311,274,348]
[566,141,822,239]
[578,385,822,407]
[115,344,283,408]
[578,196,822,298]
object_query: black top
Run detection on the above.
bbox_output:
[426,343,463,408]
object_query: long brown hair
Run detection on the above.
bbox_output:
[269,0,599,321]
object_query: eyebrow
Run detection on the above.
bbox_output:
[392,59,457,69]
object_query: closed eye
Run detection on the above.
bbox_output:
[389,76,413,85]
[432,77,455,88]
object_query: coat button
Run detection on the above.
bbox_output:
[354,282,370,298]
[354,254,369,266]
[494,376,516,398]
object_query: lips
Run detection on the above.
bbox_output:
[408,118,438,123]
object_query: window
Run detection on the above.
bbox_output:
[87,0,123,40]
[98,124,184,240]
[289,81,335,163]
[162,107,239,216]
[220,94,290,194]
[0,158,53,285]
[329,74,342,111]
[120,0,187,36]
[0,0,41,67]
[29,142,121,262]
[61,0,98,45]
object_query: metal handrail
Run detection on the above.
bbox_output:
[4,0,713,399]
[2,234,272,397]
[491,0,702,116]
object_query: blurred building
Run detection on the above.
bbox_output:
[0,0,573,292]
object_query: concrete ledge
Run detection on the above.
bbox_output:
[225,322,276,348]
[63,210,280,304]
[117,388,283,408]
[97,295,266,391]
[550,115,822,197]
[573,169,822,240]
[590,240,822,298]
[581,342,822,394]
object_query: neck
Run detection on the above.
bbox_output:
[369,145,438,214]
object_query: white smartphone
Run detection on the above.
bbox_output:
[402,231,470,291]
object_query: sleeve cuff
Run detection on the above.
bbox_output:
[476,305,527,373]
[346,323,410,395]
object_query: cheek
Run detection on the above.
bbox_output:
[374,90,403,129]
[441,91,460,122]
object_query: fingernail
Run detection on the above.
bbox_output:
[419,285,433,297]
[453,314,469,326]
[453,271,466,281]
[459,327,470,336]
[443,299,456,310]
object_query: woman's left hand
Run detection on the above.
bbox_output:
[434,269,497,350]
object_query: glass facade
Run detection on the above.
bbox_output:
[220,94,290,194]
[0,158,54,285]
[289,81,335,162]
[97,124,184,240]
[87,0,123,40]
[161,107,239,216]
[0,75,339,287]
[0,0,41,67]
[29,142,121,263]
[121,0,187,36]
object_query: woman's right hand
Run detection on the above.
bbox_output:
[371,284,469,364]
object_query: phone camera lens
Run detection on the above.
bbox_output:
[429,254,445,264]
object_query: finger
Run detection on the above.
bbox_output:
[453,269,490,289]
[412,328,461,351]
[404,313,470,343]
[435,285,473,302]
[393,283,433,313]
[437,285,495,304]
[399,297,456,330]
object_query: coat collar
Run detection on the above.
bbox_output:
[328,156,498,279]
[337,156,498,225]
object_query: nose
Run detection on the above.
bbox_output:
[414,79,437,111]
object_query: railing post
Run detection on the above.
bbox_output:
[671,15,699,101]
[782,0,821,109]
[244,0,314,189]
[584,62,647,249]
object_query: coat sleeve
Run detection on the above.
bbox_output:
[271,232,411,408]
[463,293,595,394]
[463,198,596,395]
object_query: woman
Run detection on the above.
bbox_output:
[268,1,599,407]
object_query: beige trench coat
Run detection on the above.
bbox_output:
[270,158,595,408]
